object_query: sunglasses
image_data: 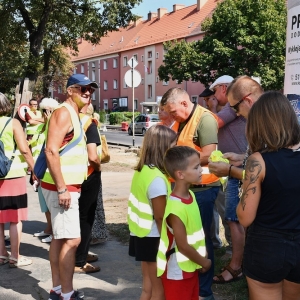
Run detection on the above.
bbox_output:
[230,93,251,113]
[71,85,95,94]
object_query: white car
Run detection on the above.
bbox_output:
[128,114,160,136]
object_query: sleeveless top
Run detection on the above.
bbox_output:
[254,148,300,230]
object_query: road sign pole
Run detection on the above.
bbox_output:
[132,60,135,147]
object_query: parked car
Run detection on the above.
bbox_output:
[128,114,160,136]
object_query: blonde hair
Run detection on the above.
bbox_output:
[135,125,177,172]
[86,104,94,116]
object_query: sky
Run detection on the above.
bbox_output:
[131,0,197,19]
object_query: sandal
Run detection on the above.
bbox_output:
[86,253,98,263]
[74,262,100,274]
[0,254,10,265]
[9,256,33,268]
[213,265,243,284]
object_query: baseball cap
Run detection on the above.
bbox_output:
[66,74,99,88]
[199,87,215,97]
[209,75,234,91]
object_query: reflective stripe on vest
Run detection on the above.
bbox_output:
[0,117,26,179]
[42,103,87,185]
[26,110,43,135]
[30,124,45,162]
[128,166,171,237]
[157,193,206,276]
[176,105,219,184]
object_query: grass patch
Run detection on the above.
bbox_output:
[107,223,130,244]
[213,247,249,300]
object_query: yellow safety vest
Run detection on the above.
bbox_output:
[0,117,27,179]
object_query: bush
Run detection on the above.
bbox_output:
[99,109,106,123]
[108,112,140,125]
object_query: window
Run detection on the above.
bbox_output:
[92,92,96,101]
[92,70,95,81]
[148,51,152,58]
[123,78,128,88]
[141,78,144,85]
[156,76,159,83]
[81,65,84,73]
[147,61,152,74]
[73,67,77,74]
[58,85,62,94]
[141,55,144,62]
[156,52,159,59]
[134,99,138,110]
[92,62,95,68]
[103,60,108,70]
[133,54,138,61]
[104,81,108,90]
[162,80,169,86]
[113,58,117,68]
[123,56,128,67]
[104,100,108,110]
[191,96,198,103]
[113,79,118,90]
[148,85,152,98]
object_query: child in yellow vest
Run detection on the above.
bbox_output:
[128,125,177,300]
[157,146,211,300]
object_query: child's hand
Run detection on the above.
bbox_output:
[199,258,211,273]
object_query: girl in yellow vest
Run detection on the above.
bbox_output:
[128,125,177,300]
[157,146,211,300]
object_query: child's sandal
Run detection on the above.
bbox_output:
[9,256,32,268]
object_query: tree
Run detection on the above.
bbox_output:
[159,0,287,90]
[0,0,142,94]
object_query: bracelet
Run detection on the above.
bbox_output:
[57,188,67,195]
[228,165,233,178]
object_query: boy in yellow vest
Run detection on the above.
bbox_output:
[157,146,211,300]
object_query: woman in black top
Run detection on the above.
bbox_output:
[237,91,300,300]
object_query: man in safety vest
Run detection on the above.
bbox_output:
[42,74,97,300]
[161,87,219,300]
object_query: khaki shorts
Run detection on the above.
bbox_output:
[42,188,81,239]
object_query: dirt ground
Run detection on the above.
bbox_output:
[101,146,138,226]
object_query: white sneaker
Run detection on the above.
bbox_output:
[41,235,53,243]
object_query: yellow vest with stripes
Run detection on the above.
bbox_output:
[26,110,43,135]
[0,117,27,179]
[29,124,45,162]
[42,103,87,185]
[128,165,171,237]
[157,192,206,276]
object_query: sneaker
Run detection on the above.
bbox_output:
[4,235,10,241]
[5,239,11,249]
[59,290,84,299]
[48,290,61,300]
[42,235,53,243]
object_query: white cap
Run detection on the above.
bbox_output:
[209,75,234,91]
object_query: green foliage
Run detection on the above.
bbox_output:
[159,0,287,90]
[99,110,107,124]
[109,112,140,124]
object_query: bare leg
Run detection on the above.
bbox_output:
[247,277,282,300]
[9,222,22,259]
[146,262,165,300]
[283,280,300,300]
[44,211,52,234]
[0,223,9,258]
[59,238,80,294]
[49,238,64,288]
[140,262,152,300]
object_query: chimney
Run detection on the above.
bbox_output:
[197,0,208,11]
[157,8,168,19]
[173,4,185,12]
[134,17,143,27]
[148,12,158,21]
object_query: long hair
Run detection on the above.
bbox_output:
[246,91,300,153]
[135,125,177,173]
[0,93,12,117]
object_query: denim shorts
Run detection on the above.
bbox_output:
[243,225,300,283]
[225,177,239,222]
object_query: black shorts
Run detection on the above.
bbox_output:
[129,235,160,262]
[243,225,300,283]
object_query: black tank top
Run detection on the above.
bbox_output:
[254,148,300,230]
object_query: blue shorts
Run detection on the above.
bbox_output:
[244,225,300,283]
[225,177,239,222]
[38,186,49,213]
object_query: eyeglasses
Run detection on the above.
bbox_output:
[230,93,251,113]
[71,86,95,94]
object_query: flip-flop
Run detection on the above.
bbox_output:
[0,254,10,265]
[9,256,33,268]
[33,231,51,237]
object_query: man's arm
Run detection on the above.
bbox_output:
[208,161,243,180]
[45,107,72,209]
[86,122,101,172]
[27,118,44,125]
[167,214,211,273]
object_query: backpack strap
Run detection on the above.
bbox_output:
[0,118,12,138]
[0,118,16,161]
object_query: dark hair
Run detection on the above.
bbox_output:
[29,98,38,105]
[247,91,300,153]
[0,92,12,116]
[135,125,177,173]
[164,146,199,179]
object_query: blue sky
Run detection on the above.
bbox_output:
[132,0,197,19]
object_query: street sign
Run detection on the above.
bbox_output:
[127,57,138,69]
[124,69,142,88]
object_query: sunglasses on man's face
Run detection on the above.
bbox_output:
[230,93,251,113]
[71,86,95,95]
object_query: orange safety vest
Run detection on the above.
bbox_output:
[176,105,219,185]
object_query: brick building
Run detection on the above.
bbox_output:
[52,0,220,112]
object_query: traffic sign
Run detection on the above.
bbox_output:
[124,69,142,88]
[127,57,138,69]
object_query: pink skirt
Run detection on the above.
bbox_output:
[0,177,28,223]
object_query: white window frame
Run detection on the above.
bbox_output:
[103,60,108,70]
[162,80,169,86]
[156,52,159,59]
[81,65,84,73]
[104,80,108,90]
[123,78,128,89]
[103,99,108,110]
[113,79,118,90]
[141,55,144,62]
[113,58,117,68]
[123,56,128,67]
